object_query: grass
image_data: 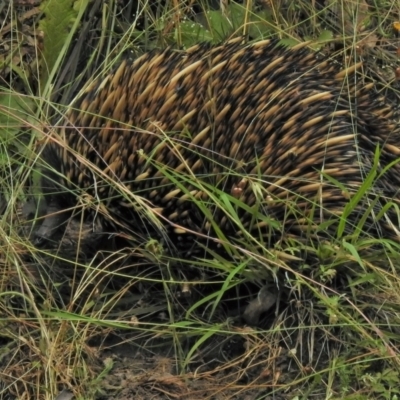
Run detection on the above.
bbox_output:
[2,0,400,399]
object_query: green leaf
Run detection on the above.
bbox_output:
[177,21,213,47]
[0,92,36,156]
[318,29,334,43]
[39,0,89,93]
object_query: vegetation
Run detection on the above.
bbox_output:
[2,0,400,399]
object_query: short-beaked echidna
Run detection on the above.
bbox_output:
[38,38,400,257]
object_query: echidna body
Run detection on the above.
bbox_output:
[39,39,400,254]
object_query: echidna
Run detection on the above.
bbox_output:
[37,38,400,258]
